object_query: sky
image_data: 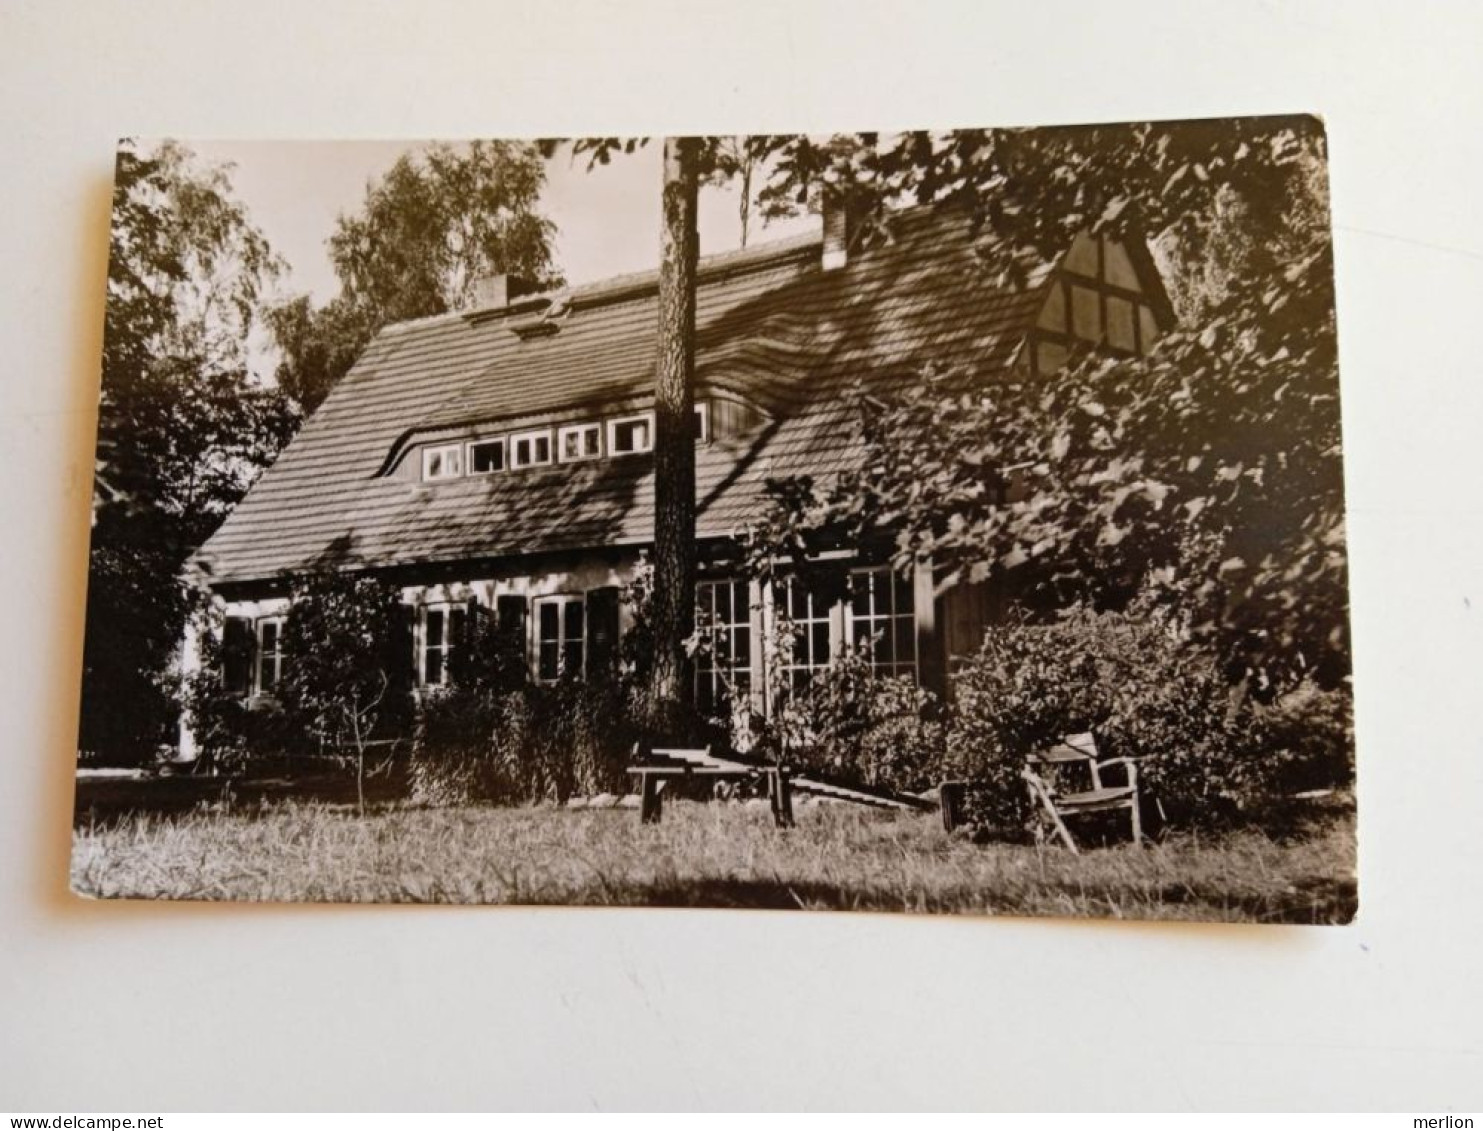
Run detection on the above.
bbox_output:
[187,138,819,332]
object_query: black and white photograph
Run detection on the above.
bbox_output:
[68,120,1356,921]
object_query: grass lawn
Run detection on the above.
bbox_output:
[70,797,1357,923]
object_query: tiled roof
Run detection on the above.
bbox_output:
[193,205,1057,587]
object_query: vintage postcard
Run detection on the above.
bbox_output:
[72,120,1355,920]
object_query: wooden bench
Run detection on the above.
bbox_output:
[626,746,795,828]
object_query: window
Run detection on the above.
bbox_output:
[534,595,585,682]
[695,579,751,714]
[776,576,833,695]
[420,602,467,687]
[848,567,917,679]
[693,402,710,442]
[607,412,654,456]
[1106,295,1136,352]
[558,422,602,463]
[256,616,286,695]
[422,443,463,481]
[1070,284,1102,343]
[466,438,506,475]
[509,429,553,469]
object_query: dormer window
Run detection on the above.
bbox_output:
[559,423,602,463]
[509,428,553,469]
[467,438,506,475]
[608,412,655,456]
[422,443,463,481]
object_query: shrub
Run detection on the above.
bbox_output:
[411,677,644,807]
[946,604,1252,833]
[182,627,307,772]
[1240,679,1355,795]
[744,640,944,795]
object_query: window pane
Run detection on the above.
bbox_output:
[811,622,830,665]
[566,601,584,643]
[893,570,914,611]
[261,621,279,651]
[850,574,871,616]
[1107,295,1136,351]
[1037,340,1068,375]
[425,649,444,686]
[734,626,751,665]
[1064,232,1099,276]
[426,451,443,478]
[538,642,559,682]
[470,441,503,473]
[1071,285,1101,342]
[1103,240,1139,289]
[445,448,462,476]
[1036,282,1066,331]
[566,640,584,676]
[1139,304,1160,352]
[788,581,809,619]
[894,617,916,663]
[715,581,733,622]
[539,602,559,638]
[425,609,445,648]
[533,436,550,462]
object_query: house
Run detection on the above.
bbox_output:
[183,199,1174,756]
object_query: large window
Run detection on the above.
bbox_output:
[695,579,752,715]
[848,567,917,679]
[420,603,467,687]
[776,576,833,695]
[534,595,585,683]
[256,616,286,696]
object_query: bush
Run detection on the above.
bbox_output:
[1242,679,1355,795]
[747,641,944,795]
[183,629,308,772]
[411,677,642,807]
[946,605,1255,833]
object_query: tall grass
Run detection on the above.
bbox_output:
[70,799,1356,923]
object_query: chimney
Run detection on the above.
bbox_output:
[468,273,537,311]
[821,187,860,271]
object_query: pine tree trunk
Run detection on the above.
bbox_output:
[648,137,700,724]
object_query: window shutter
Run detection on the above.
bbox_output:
[449,596,483,687]
[496,594,530,679]
[222,616,254,697]
[387,603,417,693]
[496,594,527,635]
[586,586,621,677]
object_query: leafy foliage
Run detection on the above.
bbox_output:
[946,602,1352,834]
[269,141,560,414]
[83,140,294,764]
[276,572,413,811]
[745,119,1345,694]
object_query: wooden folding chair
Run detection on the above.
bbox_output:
[1022,732,1142,854]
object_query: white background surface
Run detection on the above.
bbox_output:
[2,0,1481,1112]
